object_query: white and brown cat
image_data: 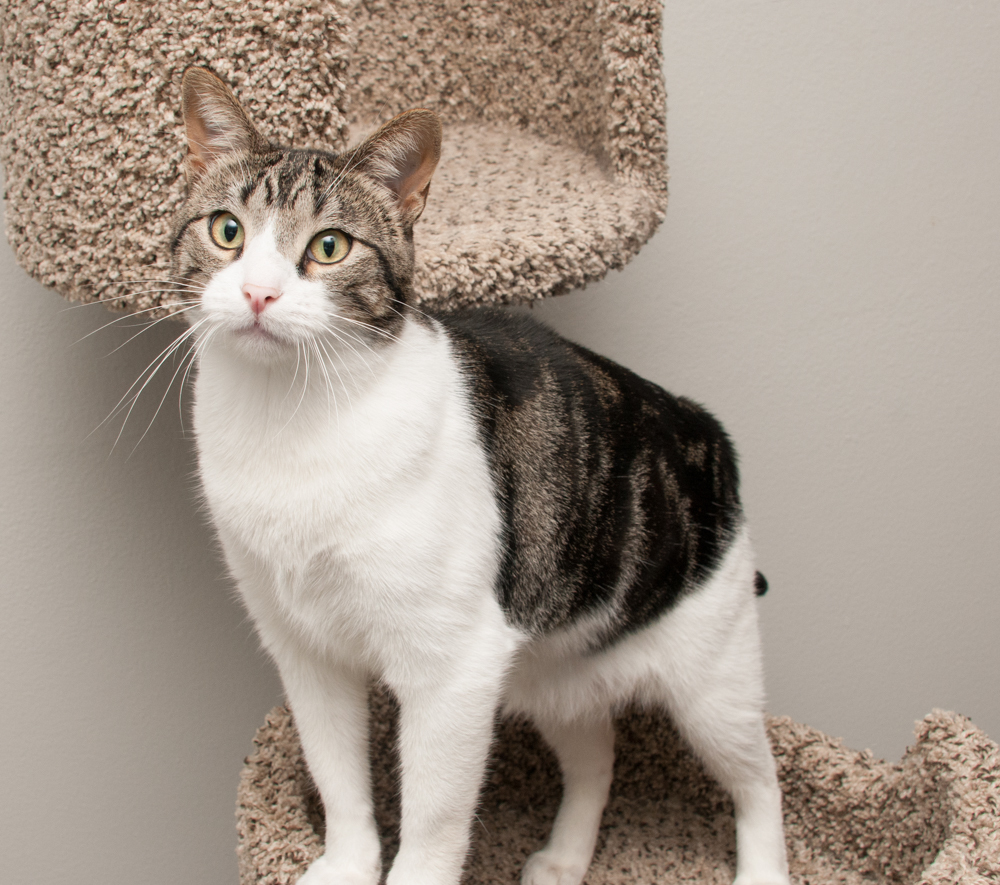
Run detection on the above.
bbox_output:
[172,67,789,885]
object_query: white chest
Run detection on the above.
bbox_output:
[192,321,506,672]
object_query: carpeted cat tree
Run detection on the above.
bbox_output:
[0,0,666,313]
[2,3,998,884]
[239,689,1000,885]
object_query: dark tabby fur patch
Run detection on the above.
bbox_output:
[438,309,743,649]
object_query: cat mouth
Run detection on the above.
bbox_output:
[236,321,285,344]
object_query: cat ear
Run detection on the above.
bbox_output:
[181,67,268,180]
[351,110,442,225]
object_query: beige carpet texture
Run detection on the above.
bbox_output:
[237,687,1000,885]
[0,0,667,313]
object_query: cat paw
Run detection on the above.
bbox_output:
[520,849,589,885]
[296,853,381,885]
[732,874,791,885]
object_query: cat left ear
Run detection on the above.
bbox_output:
[351,109,442,225]
[181,67,268,180]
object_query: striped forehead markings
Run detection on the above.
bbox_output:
[276,155,310,208]
[237,170,273,206]
[235,152,282,205]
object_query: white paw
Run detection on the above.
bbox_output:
[296,852,381,885]
[733,874,791,885]
[521,849,589,885]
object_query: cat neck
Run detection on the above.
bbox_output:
[191,313,450,448]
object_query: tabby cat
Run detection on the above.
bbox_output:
[173,67,789,885]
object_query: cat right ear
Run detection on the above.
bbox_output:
[181,67,268,180]
[351,109,443,225]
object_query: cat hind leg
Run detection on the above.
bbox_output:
[650,557,790,885]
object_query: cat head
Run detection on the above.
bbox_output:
[170,67,441,363]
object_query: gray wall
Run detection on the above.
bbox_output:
[2,2,998,883]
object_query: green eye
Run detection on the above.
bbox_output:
[308,229,351,265]
[209,213,244,250]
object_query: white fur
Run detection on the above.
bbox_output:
[191,227,788,885]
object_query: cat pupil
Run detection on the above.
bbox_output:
[224,220,238,242]
[322,236,335,258]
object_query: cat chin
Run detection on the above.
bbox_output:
[223,323,297,362]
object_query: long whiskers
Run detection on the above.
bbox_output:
[90,316,211,454]
[335,313,404,347]
[178,325,218,433]
[309,332,341,430]
[275,341,313,438]
[324,323,383,380]
[282,339,304,408]
[62,280,206,313]
[62,291,197,312]
[102,304,202,357]
[129,321,213,457]
[110,318,210,455]
[315,334,357,425]
[72,301,201,347]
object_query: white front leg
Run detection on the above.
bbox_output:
[269,646,382,885]
[386,656,511,885]
[521,715,615,885]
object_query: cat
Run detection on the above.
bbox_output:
[173,66,790,885]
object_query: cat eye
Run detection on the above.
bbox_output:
[307,229,352,265]
[209,213,245,250]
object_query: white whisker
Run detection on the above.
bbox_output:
[91,317,210,452]
[72,302,200,346]
[103,305,202,357]
[276,342,312,437]
[335,313,403,347]
[310,333,340,430]
[178,325,220,433]
[325,323,382,380]
[281,340,304,408]
[110,321,208,443]
[316,335,356,424]
[62,282,205,310]
[129,327,204,457]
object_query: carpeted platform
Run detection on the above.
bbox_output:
[236,686,1000,884]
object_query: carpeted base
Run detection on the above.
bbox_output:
[236,686,1000,884]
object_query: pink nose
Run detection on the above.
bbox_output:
[244,283,282,316]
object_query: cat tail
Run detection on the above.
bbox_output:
[754,571,769,596]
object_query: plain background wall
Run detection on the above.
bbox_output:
[1,2,997,883]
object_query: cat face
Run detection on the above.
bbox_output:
[170,67,441,363]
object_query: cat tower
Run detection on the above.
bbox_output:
[239,689,1000,885]
[0,0,666,313]
[2,3,998,884]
